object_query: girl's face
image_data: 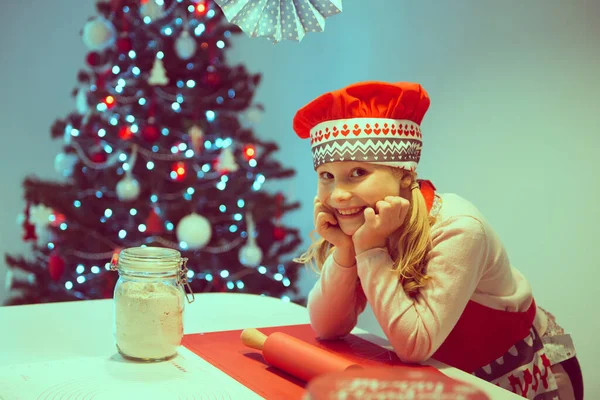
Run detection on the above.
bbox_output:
[316,162,402,236]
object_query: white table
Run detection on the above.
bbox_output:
[0,293,519,399]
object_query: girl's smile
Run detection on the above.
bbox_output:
[316,162,403,236]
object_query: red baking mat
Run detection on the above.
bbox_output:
[182,324,445,399]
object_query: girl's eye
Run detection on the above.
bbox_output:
[319,172,333,179]
[350,168,367,177]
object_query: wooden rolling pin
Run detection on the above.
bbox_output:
[240,328,361,382]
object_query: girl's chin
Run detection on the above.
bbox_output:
[339,222,363,236]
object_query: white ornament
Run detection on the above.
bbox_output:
[148,58,169,86]
[29,204,53,228]
[82,17,117,51]
[54,153,79,177]
[76,88,88,114]
[217,147,239,173]
[189,125,204,152]
[238,212,263,267]
[239,243,263,267]
[240,107,263,129]
[116,176,140,201]
[175,30,197,60]
[140,0,164,21]
[29,204,54,246]
[176,213,212,250]
[246,108,262,124]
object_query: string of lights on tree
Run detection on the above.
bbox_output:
[4,0,303,305]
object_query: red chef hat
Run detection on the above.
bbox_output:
[293,81,431,170]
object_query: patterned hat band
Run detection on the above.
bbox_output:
[309,118,422,170]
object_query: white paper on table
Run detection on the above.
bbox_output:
[0,347,263,399]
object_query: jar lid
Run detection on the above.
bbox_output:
[117,246,182,273]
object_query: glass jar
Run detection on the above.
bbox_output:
[111,246,194,362]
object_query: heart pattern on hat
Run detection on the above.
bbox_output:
[341,124,350,136]
[310,120,421,144]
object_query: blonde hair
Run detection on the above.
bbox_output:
[294,169,434,297]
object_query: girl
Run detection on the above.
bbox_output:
[293,81,582,399]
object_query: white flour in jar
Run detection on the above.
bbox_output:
[114,281,183,360]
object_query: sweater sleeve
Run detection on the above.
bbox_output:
[307,254,368,339]
[356,216,488,363]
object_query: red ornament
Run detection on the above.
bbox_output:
[116,36,132,53]
[85,52,101,67]
[171,161,187,181]
[90,151,108,163]
[145,209,163,234]
[142,124,160,142]
[48,252,65,282]
[119,125,133,140]
[273,226,286,241]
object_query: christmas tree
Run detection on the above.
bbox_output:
[4,0,303,306]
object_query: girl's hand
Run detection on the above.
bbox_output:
[314,197,354,251]
[352,196,411,255]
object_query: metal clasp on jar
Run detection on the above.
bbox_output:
[177,257,195,304]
